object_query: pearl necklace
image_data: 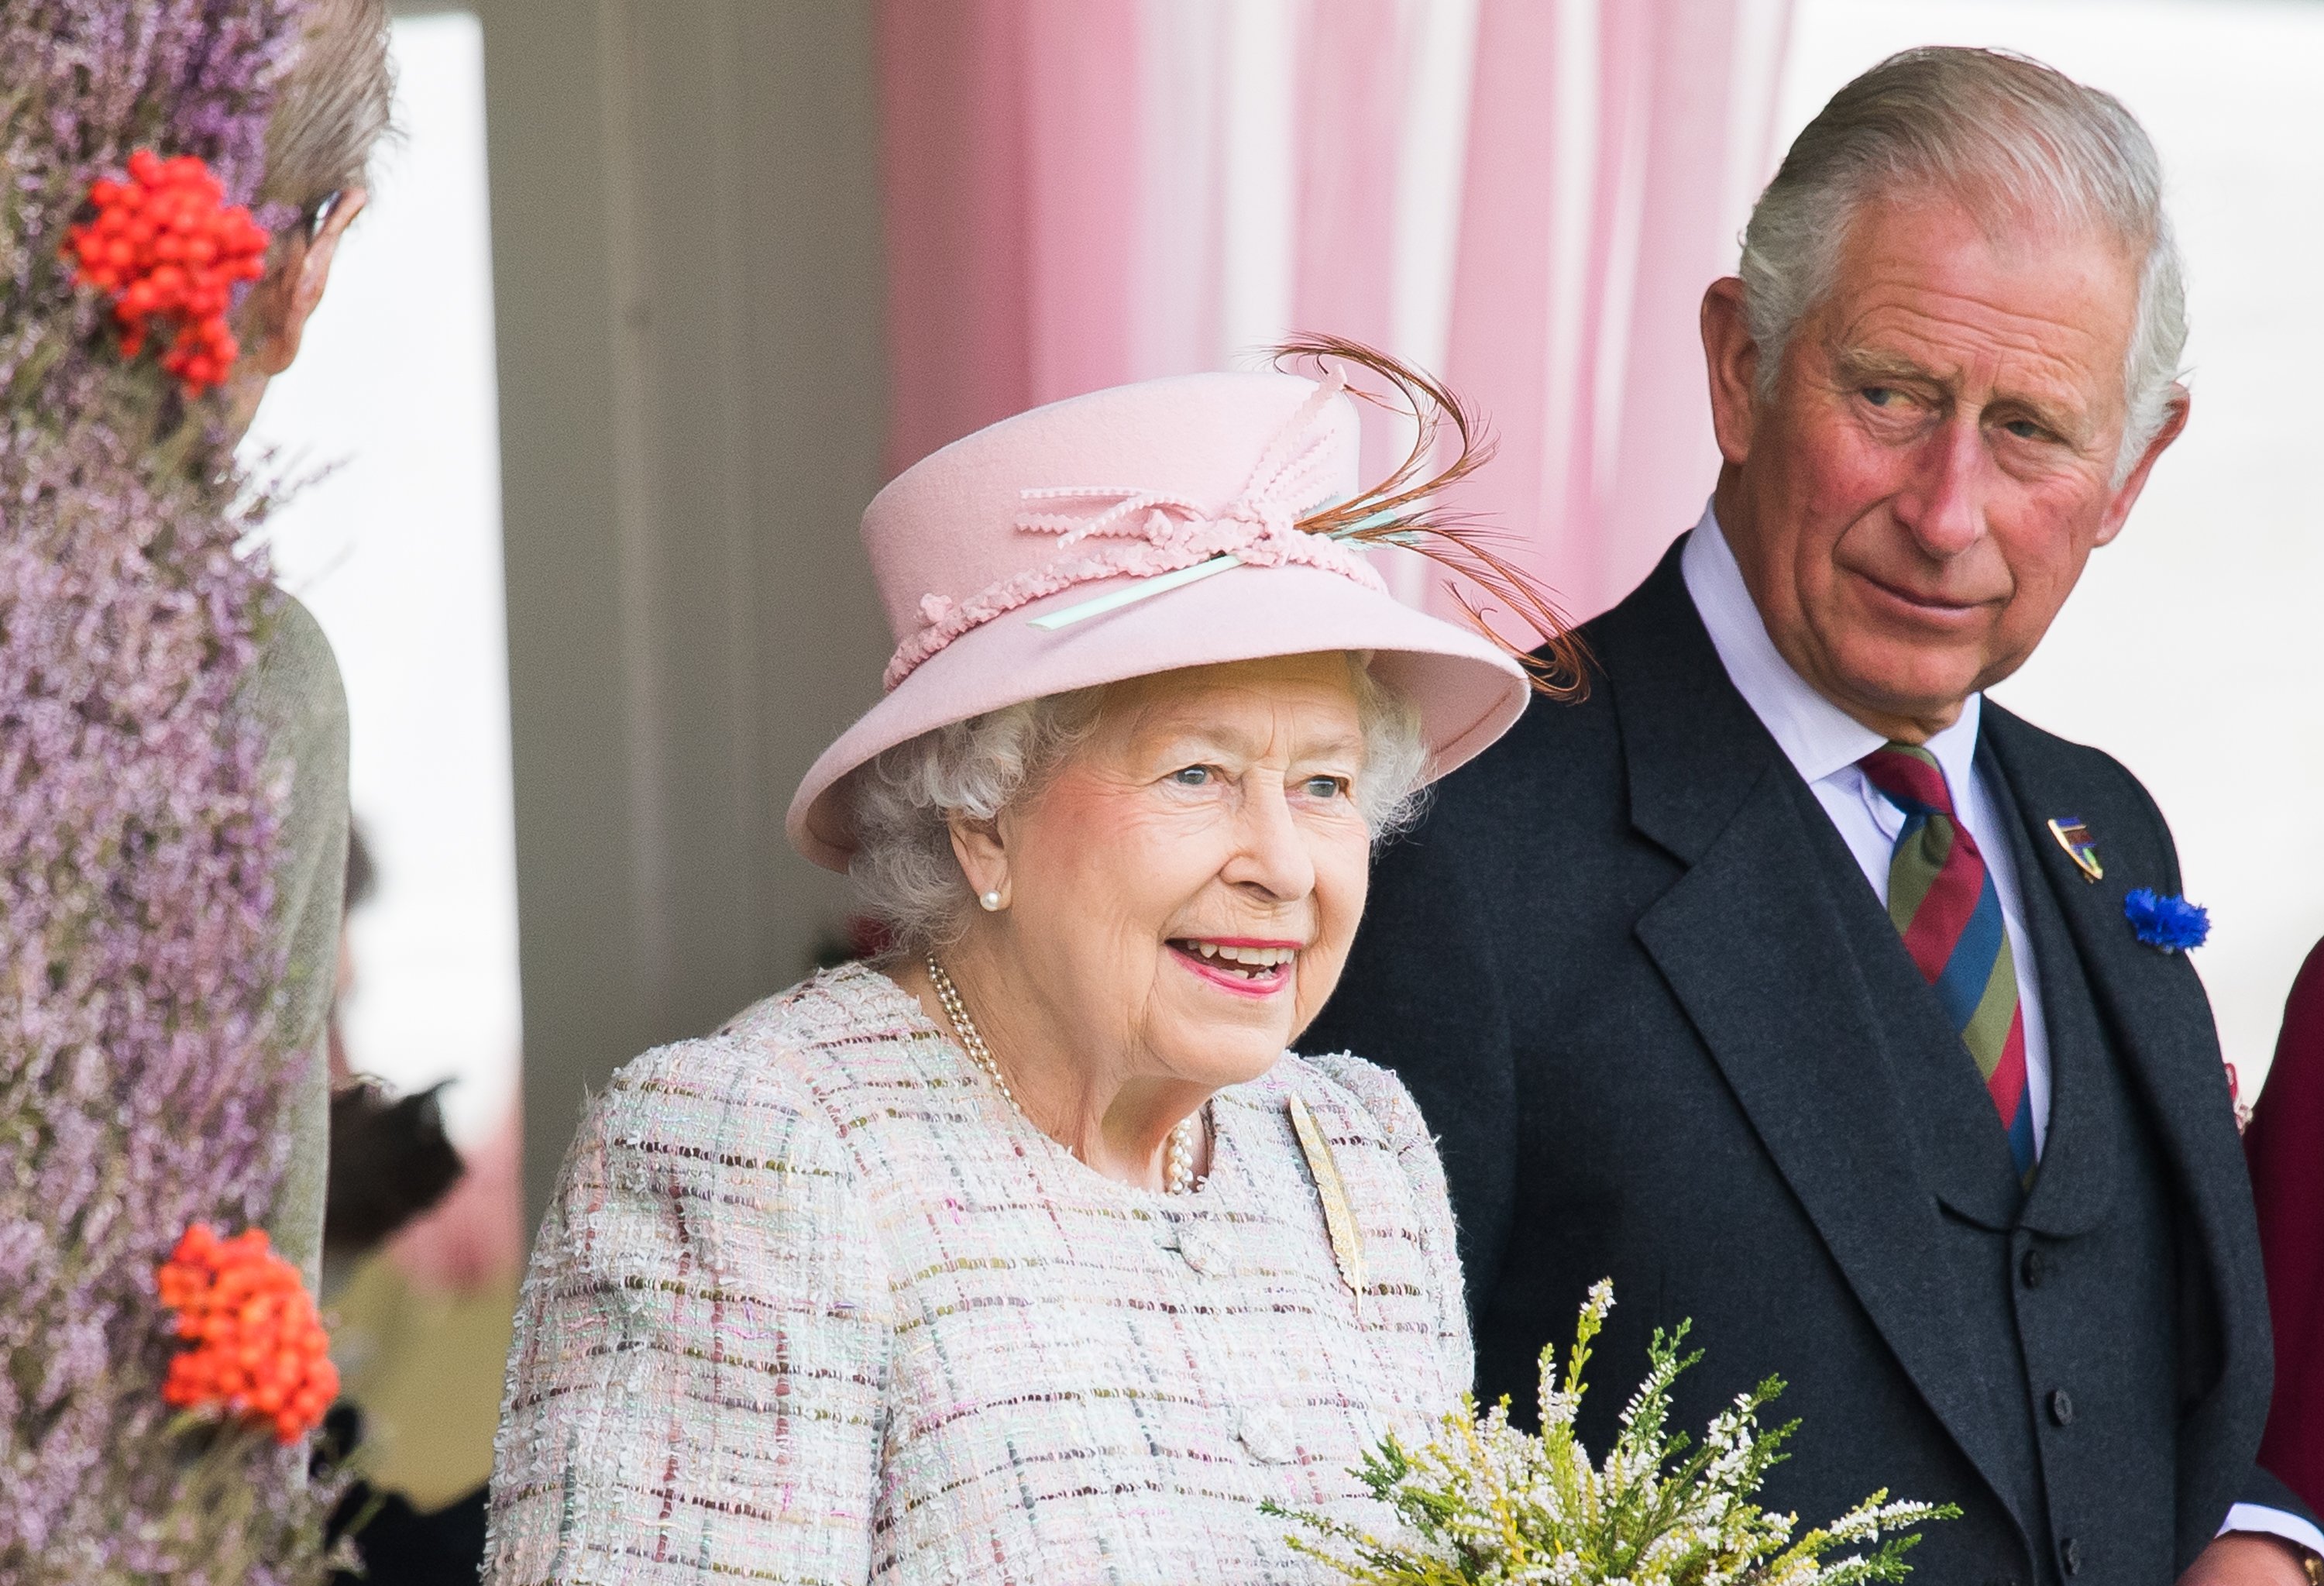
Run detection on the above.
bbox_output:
[927,956,1202,1195]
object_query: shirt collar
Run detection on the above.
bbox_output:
[1679,500,1983,796]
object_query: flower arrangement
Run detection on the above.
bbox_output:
[0,2,334,1581]
[1267,1283,1957,1585]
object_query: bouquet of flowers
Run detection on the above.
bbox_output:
[1267,1282,1956,1585]
[0,3,335,1581]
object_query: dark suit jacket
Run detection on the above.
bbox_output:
[1307,539,2297,1584]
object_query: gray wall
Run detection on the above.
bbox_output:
[472,0,891,1230]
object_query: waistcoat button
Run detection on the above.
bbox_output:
[2049,1388,2075,1426]
[2020,1248,2049,1288]
[2060,1536,2082,1575]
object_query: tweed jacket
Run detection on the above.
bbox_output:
[484,962,1471,1585]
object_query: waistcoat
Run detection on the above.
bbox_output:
[1822,751,2182,1586]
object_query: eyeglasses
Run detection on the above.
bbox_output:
[300,189,346,244]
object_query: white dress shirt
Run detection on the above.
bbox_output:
[1679,501,2322,1560]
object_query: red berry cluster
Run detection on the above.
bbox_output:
[63,150,272,397]
[156,1223,339,1444]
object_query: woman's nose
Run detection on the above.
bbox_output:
[1221,777,1315,900]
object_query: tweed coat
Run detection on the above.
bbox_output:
[484,962,1471,1585]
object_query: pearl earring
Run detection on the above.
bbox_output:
[979,889,1003,912]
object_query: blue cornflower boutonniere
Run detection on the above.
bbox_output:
[2124,887,2209,952]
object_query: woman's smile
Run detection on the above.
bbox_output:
[1167,936,1301,996]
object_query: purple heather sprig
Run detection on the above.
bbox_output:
[0,3,330,1582]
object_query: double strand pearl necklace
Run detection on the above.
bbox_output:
[927,956,1202,1195]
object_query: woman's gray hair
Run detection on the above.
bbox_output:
[262,0,396,210]
[1739,46,2185,483]
[847,656,1429,954]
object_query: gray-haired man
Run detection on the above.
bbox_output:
[1311,47,2322,1586]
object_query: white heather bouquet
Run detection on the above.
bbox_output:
[1267,1283,1956,1586]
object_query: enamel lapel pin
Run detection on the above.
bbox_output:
[1287,1094,1367,1320]
[2047,817,2103,883]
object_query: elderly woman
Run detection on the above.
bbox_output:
[484,351,1565,1582]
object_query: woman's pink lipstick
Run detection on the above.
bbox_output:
[1166,937,1300,999]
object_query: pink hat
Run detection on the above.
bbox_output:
[788,366,1534,870]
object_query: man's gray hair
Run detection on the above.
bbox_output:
[263,0,395,211]
[1739,46,2185,483]
[847,657,1429,955]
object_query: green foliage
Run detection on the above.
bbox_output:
[1266,1282,1958,1586]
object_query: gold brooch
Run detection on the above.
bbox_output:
[1287,1094,1367,1320]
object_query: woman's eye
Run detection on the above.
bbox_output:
[1170,765,1212,787]
[1304,776,1348,799]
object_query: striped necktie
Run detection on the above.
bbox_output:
[1859,742,2037,1180]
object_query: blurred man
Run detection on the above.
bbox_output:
[1312,47,2320,1586]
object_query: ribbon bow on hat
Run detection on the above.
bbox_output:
[882,372,1387,690]
[1019,369,1350,556]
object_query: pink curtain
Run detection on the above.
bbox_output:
[1294,1,1404,354]
[877,0,1143,474]
[1449,0,1794,621]
[875,0,1793,621]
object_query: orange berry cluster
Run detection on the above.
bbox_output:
[63,150,272,397]
[156,1223,339,1445]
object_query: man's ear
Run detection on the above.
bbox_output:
[1701,276,1762,467]
[253,187,369,377]
[2095,383,2190,548]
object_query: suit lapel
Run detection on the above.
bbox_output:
[1604,548,2031,1532]
[1978,714,2241,1216]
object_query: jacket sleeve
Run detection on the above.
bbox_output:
[484,1041,892,1585]
[2222,1465,2323,1565]
[2233,1464,2320,1526]
[239,594,349,1285]
[1301,815,1519,1331]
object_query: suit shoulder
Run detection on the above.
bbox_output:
[581,1033,848,1192]
[1414,660,1618,837]
[1982,702,2174,848]
[1982,700,2135,783]
[239,591,348,758]
[583,965,928,1178]
[1441,545,1701,803]
[1281,1050,1435,1153]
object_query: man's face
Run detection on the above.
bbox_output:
[1704,194,2184,741]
